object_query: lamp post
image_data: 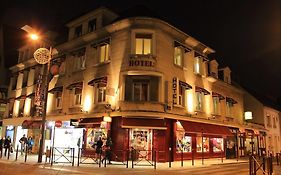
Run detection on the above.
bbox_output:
[21,25,56,162]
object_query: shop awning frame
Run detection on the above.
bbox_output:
[212,92,225,100]
[22,120,42,129]
[88,76,107,86]
[179,81,192,90]
[121,117,167,130]
[66,82,83,90]
[78,117,103,128]
[48,86,63,94]
[180,120,233,136]
[226,97,238,104]
[195,86,210,95]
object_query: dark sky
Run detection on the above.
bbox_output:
[1,0,280,105]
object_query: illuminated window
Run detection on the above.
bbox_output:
[176,131,192,153]
[194,57,202,74]
[226,101,234,117]
[74,88,82,106]
[133,82,149,101]
[174,47,183,66]
[55,91,62,109]
[196,137,209,152]
[88,19,96,32]
[212,138,224,152]
[213,96,220,114]
[74,55,86,71]
[195,92,203,111]
[135,34,152,54]
[178,85,185,106]
[100,44,110,63]
[266,115,271,127]
[97,87,106,103]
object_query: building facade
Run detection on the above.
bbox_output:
[3,7,270,161]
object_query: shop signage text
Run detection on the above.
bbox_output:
[172,77,177,105]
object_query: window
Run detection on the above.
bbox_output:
[174,46,183,66]
[176,131,192,153]
[195,92,203,111]
[97,87,106,103]
[213,138,224,152]
[133,82,149,101]
[196,137,209,152]
[55,91,62,109]
[135,34,152,55]
[179,85,185,106]
[266,115,271,127]
[273,116,276,128]
[213,96,220,114]
[74,25,82,38]
[100,44,110,63]
[74,55,86,71]
[88,19,96,32]
[74,88,82,105]
[130,129,152,151]
[226,101,234,117]
[194,57,202,75]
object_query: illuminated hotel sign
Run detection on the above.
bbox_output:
[172,77,177,105]
[244,111,253,120]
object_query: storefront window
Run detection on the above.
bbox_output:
[130,129,152,151]
[176,130,191,153]
[196,137,209,152]
[212,138,224,152]
[86,128,107,149]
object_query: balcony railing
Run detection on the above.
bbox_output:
[129,54,156,67]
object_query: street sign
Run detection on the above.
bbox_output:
[55,120,62,127]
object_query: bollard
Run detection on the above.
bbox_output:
[77,148,80,167]
[132,149,134,169]
[169,147,171,168]
[99,152,102,167]
[277,153,279,166]
[192,149,195,166]
[181,150,183,167]
[24,145,28,162]
[51,147,54,166]
[221,149,223,163]
[253,156,256,175]
[15,145,19,161]
[154,150,156,170]
[262,156,266,174]
[7,146,10,160]
[72,148,75,167]
[126,149,129,168]
[249,155,252,175]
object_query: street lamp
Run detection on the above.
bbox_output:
[21,25,57,162]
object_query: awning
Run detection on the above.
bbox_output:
[195,86,210,95]
[48,86,63,94]
[180,120,233,136]
[78,117,103,128]
[91,38,111,48]
[66,82,83,90]
[121,118,167,130]
[174,41,191,52]
[226,97,238,104]
[26,92,35,98]
[15,95,26,100]
[22,120,42,129]
[88,76,107,86]
[179,81,192,89]
[212,92,225,100]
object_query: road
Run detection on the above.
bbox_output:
[1,161,281,175]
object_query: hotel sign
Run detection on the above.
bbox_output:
[172,77,177,105]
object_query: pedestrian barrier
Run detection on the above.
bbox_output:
[131,149,157,169]
[249,154,273,175]
[51,147,75,166]
[77,148,100,166]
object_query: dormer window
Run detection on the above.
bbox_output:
[74,25,82,38]
[88,19,96,32]
[174,47,183,67]
[135,34,152,55]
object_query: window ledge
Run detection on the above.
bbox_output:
[93,60,111,67]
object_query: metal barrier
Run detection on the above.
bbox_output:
[249,155,273,175]
[131,149,157,169]
[51,147,75,166]
[77,148,100,166]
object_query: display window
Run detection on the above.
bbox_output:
[196,137,209,152]
[212,138,224,152]
[86,128,107,149]
[129,129,152,151]
[176,130,192,153]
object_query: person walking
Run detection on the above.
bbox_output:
[27,136,34,154]
[19,134,28,155]
[4,136,11,157]
[95,137,103,160]
[0,137,4,157]
[102,137,113,164]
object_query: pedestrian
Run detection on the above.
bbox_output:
[102,137,113,164]
[4,136,11,157]
[19,134,28,155]
[95,137,103,159]
[0,137,4,156]
[27,136,34,153]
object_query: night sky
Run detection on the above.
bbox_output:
[1,0,280,106]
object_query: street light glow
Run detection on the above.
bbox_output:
[30,33,39,40]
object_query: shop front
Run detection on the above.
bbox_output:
[175,120,233,160]
[225,127,239,159]
[244,129,257,155]
[21,120,42,153]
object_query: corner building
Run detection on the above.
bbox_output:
[4,7,264,162]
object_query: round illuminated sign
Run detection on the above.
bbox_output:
[55,120,62,128]
[34,48,50,64]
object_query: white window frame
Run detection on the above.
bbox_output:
[99,44,110,63]
[74,88,82,106]
[194,57,202,75]
[135,34,152,55]
[195,92,204,111]
[226,101,234,117]
[96,87,106,103]
[55,91,62,109]
[131,30,156,55]
[174,46,183,67]
[213,96,220,115]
